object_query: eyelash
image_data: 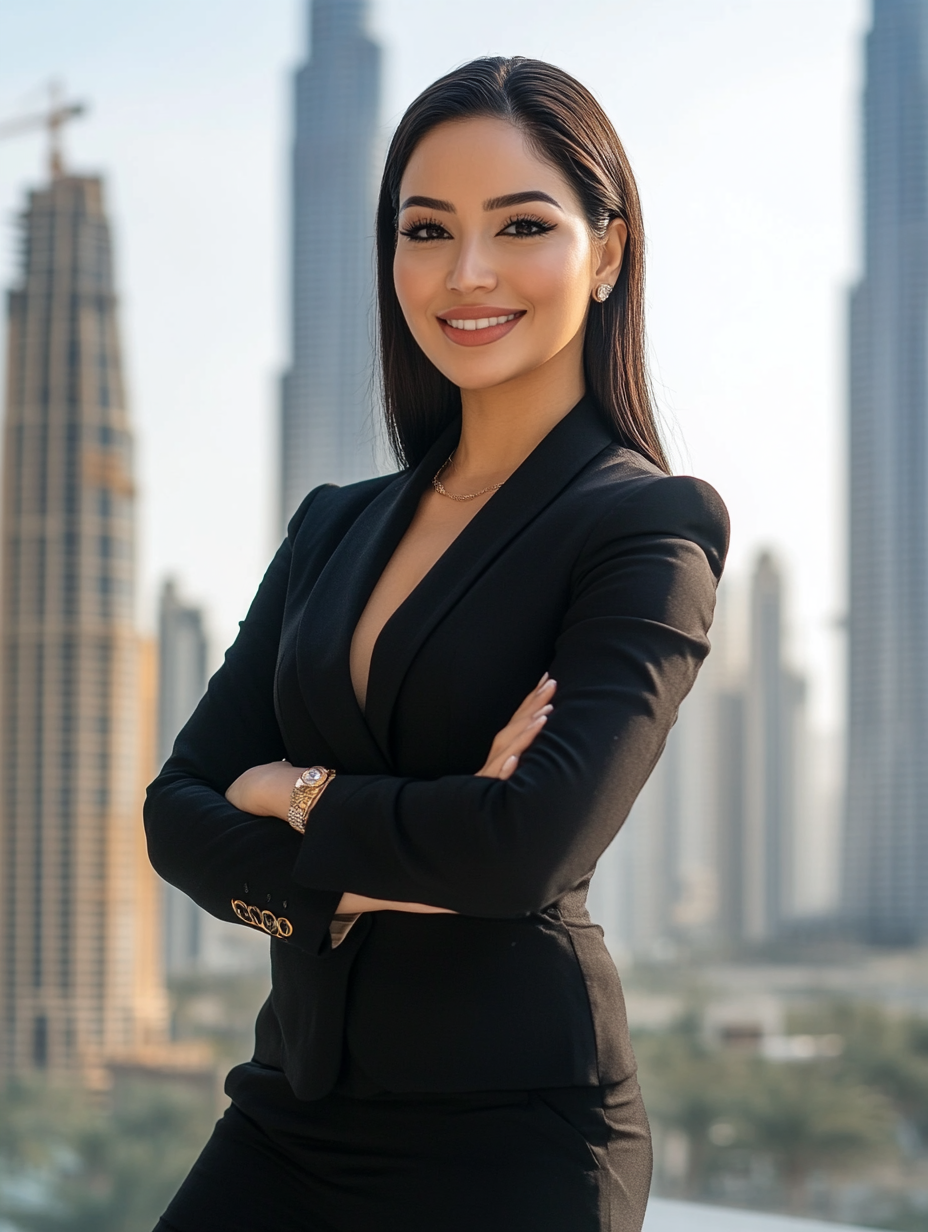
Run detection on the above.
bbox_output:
[399,213,556,242]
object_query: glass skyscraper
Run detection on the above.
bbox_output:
[845,0,928,943]
[279,0,383,530]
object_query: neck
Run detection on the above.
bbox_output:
[453,340,586,484]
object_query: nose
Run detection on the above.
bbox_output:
[447,234,497,296]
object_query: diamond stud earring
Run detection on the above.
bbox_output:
[594,283,613,303]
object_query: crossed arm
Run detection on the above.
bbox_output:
[223,675,557,915]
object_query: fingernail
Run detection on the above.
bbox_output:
[532,705,553,718]
[504,754,518,769]
[532,714,548,727]
[536,672,549,689]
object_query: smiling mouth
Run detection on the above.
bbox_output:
[443,312,519,332]
[437,310,526,347]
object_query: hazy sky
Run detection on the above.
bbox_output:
[0,0,868,728]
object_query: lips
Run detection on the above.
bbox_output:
[437,307,525,348]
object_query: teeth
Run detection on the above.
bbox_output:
[446,313,517,331]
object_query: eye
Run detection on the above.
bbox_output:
[400,217,450,243]
[498,214,556,239]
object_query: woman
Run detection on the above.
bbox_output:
[147,55,728,1232]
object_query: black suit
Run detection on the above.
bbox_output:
[145,397,728,1110]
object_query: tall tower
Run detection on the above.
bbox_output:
[845,0,928,943]
[742,553,805,942]
[0,172,163,1074]
[279,0,382,530]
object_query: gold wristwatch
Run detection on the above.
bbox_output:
[287,766,336,834]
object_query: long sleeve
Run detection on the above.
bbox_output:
[143,486,344,957]
[293,474,728,918]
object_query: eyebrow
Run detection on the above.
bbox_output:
[398,190,562,214]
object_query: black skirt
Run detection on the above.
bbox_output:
[155,1061,652,1232]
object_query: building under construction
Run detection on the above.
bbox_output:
[0,116,166,1076]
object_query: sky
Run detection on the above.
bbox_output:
[0,0,869,729]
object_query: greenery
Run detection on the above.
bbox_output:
[0,1076,217,1232]
[7,976,928,1229]
[634,998,928,1227]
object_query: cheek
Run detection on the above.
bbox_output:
[393,249,443,322]
[522,241,591,326]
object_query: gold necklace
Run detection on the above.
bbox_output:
[431,452,504,502]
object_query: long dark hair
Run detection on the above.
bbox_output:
[376,56,668,475]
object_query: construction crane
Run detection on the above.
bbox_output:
[0,84,87,179]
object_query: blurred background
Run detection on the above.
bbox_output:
[7,0,928,1228]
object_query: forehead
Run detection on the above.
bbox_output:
[399,116,578,209]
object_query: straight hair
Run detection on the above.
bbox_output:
[376,56,669,474]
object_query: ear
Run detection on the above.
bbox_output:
[592,217,627,291]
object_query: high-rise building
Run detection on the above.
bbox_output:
[158,579,208,975]
[279,0,383,530]
[845,0,928,944]
[742,552,806,942]
[0,172,164,1074]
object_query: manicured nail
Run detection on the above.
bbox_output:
[532,714,548,727]
[536,672,549,690]
[532,705,553,719]
[504,754,518,770]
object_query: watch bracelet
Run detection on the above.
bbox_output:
[287,769,335,834]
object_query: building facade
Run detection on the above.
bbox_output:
[845,0,928,943]
[279,0,383,531]
[0,174,164,1074]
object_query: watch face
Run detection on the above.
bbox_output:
[301,767,325,786]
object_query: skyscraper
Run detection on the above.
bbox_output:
[279,0,383,530]
[742,553,806,942]
[845,0,928,943]
[158,579,208,975]
[0,172,164,1074]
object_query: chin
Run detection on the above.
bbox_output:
[439,357,538,392]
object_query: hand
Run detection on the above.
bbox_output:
[225,760,297,819]
[476,673,556,780]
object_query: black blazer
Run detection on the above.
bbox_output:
[145,397,728,1101]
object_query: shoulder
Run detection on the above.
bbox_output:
[286,472,401,544]
[574,446,730,580]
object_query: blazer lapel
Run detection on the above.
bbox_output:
[295,422,460,772]
[364,396,614,760]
